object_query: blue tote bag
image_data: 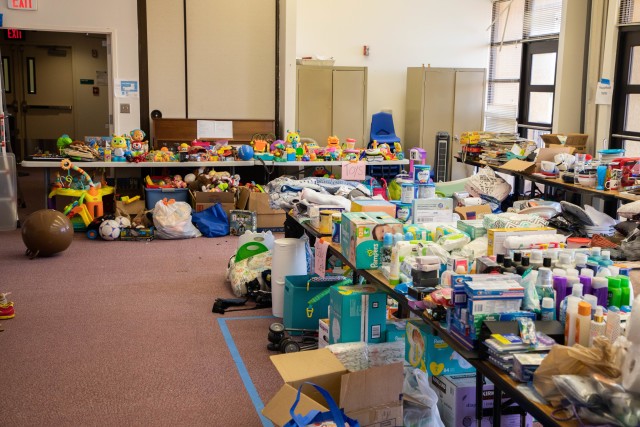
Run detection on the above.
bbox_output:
[284,382,360,427]
[191,203,229,237]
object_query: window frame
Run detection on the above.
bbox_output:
[611,27,640,149]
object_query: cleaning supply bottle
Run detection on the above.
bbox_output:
[554,276,568,315]
[599,250,613,268]
[512,251,523,267]
[596,266,612,278]
[589,306,606,346]
[608,277,622,308]
[501,258,516,274]
[564,295,581,346]
[609,265,620,277]
[576,301,592,347]
[579,268,594,295]
[560,283,583,323]
[381,233,393,267]
[589,246,602,263]
[619,276,631,307]
[556,252,574,270]
[605,306,621,343]
[592,277,609,307]
[540,297,556,321]
[536,267,555,303]
[542,257,553,269]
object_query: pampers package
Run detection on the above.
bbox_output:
[405,320,475,376]
[329,284,387,344]
[340,212,402,269]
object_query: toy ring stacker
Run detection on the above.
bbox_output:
[60,159,72,170]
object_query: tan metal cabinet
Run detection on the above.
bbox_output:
[296,66,367,147]
[405,67,486,181]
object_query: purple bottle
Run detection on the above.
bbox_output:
[579,268,594,296]
[554,276,568,314]
[592,277,609,308]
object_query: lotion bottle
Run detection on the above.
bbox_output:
[389,246,400,287]
[576,301,592,347]
[564,295,580,346]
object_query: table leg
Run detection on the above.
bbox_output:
[44,167,50,208]
[476,372,484,424]
[493,384,503,427]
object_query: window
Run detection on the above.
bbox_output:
[611,1,640,152]
[485,0,562,145]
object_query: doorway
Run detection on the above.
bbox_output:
[0,30,111,161]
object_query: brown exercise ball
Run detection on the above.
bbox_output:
[21,209,74,259]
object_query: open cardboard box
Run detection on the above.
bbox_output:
[501,146,575,174]
[189,190,236,215]
[262,348,404,427]
[454,204,492,220]
[236,187,285,231]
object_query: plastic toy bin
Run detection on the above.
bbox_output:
[144,187,190,210]
[283,275,339,330]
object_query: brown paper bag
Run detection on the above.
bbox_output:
[533,337,622,406]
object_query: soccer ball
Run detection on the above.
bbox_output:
[115,216,131,229]
[99,220,120,241]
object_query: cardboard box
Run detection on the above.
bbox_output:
[351,199,397,218]
[486,227,557,255]
[318,318,330,348]
[430,373,532,427]
[386,320,407,343]
[190,190,236,215]
[329,284,387,344]
[405,320,475,377]
[262,349,404,427]
[340,212,402,269]
[454,204,492,220]
[236,187,286,231]
[501,146,576,174]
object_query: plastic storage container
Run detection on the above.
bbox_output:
[283,275,344,330]
[144,187,189,210]
[271,238,307,317]
[0,153,17,231]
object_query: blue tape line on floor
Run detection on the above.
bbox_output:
[218,315,275,427]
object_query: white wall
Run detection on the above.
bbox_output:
[1,0,139,134]
[291,0,492,143]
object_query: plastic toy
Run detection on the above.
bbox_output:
[237,144,254,161]
[21,209,74,259]
[111,135,130,162]
[129,129,148,159]
[409,147,427,176]
[286,130,301,147]
[56,134,73,154]
[0,292,15,319]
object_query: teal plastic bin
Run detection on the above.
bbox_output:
[283,274,349,330]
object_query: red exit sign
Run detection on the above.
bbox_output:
[4,29,24,40]
[8,0,37,10]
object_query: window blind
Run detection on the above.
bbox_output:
[620,0,640,24]
[485,0,562,133]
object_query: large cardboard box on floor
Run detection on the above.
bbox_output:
[262,348,404,427]
[189,190,236,215]
[236,187,285,231]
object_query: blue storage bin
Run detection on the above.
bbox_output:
[283,275,349,331]
[145,187,190,210]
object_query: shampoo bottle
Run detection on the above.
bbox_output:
[560,283,583,323]
[540,297,556,321]
[564,295,581,346]
[554,276,568,314]
[608,277,622,308]
[592,277,609,307]
[389,246,400,287]
[576,301,592,347]
[619,276,631,306]
[579,268,594,295]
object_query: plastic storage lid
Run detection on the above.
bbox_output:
[578,301,592,316]
[542,297,554,309]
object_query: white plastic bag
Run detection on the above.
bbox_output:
[153,200,202,239]
[403,368,444,427]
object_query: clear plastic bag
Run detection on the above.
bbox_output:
[153,200,202,239]
[402,368,444,427]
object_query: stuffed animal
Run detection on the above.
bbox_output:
[129,129,148,157]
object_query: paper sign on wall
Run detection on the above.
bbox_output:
[342,161,366,181]
[314,238,329,278]
[595,78,613,105]
[196,120,234,139]
[115,79,139,98]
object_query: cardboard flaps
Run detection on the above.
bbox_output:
[501,146,575,173]
[262,348,404,427]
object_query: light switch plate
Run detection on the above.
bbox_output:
[120,103,130,114]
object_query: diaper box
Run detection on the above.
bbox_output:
[340,212,402,269]
[350,199,397,218]
[405,320,475,377]
[329,284,387,344]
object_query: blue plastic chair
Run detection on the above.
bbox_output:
[369,112,401,146]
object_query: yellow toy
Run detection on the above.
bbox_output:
[286,130,301,148]
[111,135,130,162]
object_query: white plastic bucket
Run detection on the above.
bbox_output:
[272,238,307,317]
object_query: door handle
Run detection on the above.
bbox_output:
[23,104,72,111]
